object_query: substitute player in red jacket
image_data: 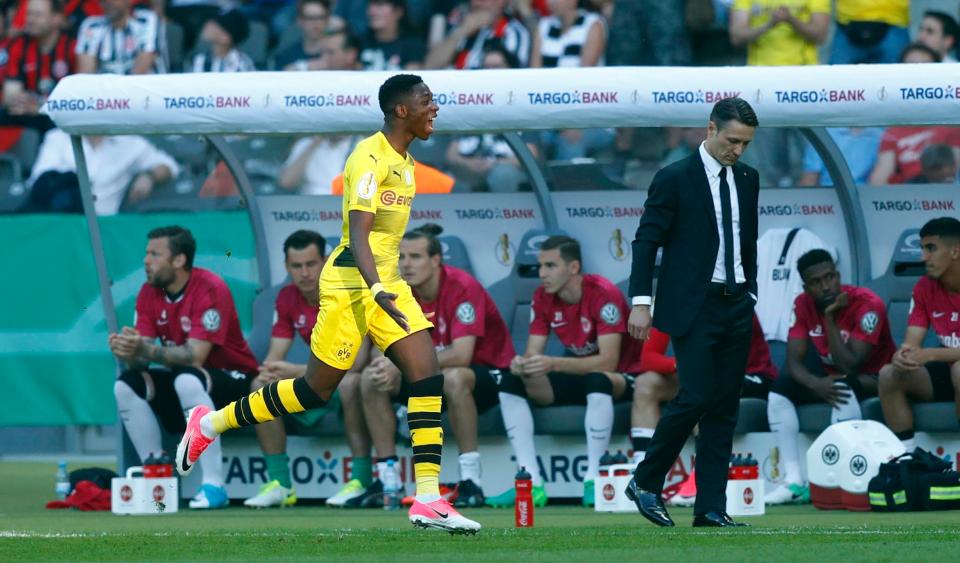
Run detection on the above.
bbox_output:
[109,226,258,509]
[880,217,960,453]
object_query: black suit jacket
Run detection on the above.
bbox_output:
[629,150,759,337]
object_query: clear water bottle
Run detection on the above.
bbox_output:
[381,459,401,511]
[55,461,70,500]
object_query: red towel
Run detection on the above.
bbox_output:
[45,480,112,511]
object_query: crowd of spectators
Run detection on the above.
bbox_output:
[0,0,957,213]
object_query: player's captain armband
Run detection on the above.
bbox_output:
[356,171,378,201]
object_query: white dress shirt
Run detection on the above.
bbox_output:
[632,142,745,306]
[699,142,745,286]
[29,129,179,215]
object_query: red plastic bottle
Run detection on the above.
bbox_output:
[514,467,534,528]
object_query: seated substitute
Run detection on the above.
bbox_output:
[358,224,514,508]
[109,226,258,509]
[490,235,643,508]
[879,217,960,452]
[243,230,374,508]
[765,249,895,505]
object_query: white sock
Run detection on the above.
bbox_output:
[830,383,862,423]
[767,392,802,485]
[114,380,162,463]
[174,374,223,487]
[902,437,916,451]
[630,426,655,456]
[585,392,614,481]
[458,451,482,484]
[199,412,218,439]
[632,450,646,465]
[498,392,542,487]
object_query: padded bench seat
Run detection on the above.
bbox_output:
[798,399,958,433]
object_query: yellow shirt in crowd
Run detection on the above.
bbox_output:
[733,0,830,66]
[836,0,909,27]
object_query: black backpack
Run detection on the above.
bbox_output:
[868,448,960,512]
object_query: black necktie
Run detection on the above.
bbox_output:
[718,167,737,292]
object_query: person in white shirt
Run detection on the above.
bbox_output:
[28,129,179,215]
[75,0,164,75]
[277,135,357,195]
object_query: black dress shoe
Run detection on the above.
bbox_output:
[692,511,749,527]
[625,478,674,527]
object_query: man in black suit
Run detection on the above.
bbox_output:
[625,97,760,528]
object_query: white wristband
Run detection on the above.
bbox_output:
[370,282,386,297]
[632,296,652,306]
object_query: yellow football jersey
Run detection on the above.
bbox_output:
[321,131,417,290]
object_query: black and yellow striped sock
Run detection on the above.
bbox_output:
[407,374,444,498]
[209,378,325,435]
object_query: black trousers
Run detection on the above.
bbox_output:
[633,287,754,514]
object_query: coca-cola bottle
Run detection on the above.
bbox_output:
[514,467,534,528]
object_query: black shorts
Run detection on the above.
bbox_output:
[546,372,635,407]
[741,373,773,399]
[396,365,502,414]
[926,362,956,402]
[770,369,877,406]
[143,367,254,434]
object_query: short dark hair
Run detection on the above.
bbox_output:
[797,248,834,281]
[920,217,960,241]
[482,41,520,69]
[899,42,942,63]
[920,144,956,173]
[148,226,196,269]
[403,223,443,257]
[378,73,424,115]
[325,26,362,53]
[709,97,758,130]
[924,10,959,42]
[283,230,326,259]
[540,235,581,265]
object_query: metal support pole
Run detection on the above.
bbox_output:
[205,135,271,290]
[797,127,872,286]
[503,132,558,230]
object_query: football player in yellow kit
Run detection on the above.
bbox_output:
[176,74,480,534]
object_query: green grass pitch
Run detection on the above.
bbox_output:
[2,461,959,561]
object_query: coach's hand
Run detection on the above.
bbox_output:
[628,305,652,340]
[374,290,409,332]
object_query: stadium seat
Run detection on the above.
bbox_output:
[797,404,831,433]
[735,398,769,433]
[164,21,186,72]
[439,235,473,275]
[861,397,884,423]
[238,21,270,69]
[546,160,629,191]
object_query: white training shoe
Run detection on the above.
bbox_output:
[764,482,810,505]
[409,497,481,535]
[244,480,297,508]
[326,479,366,507]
